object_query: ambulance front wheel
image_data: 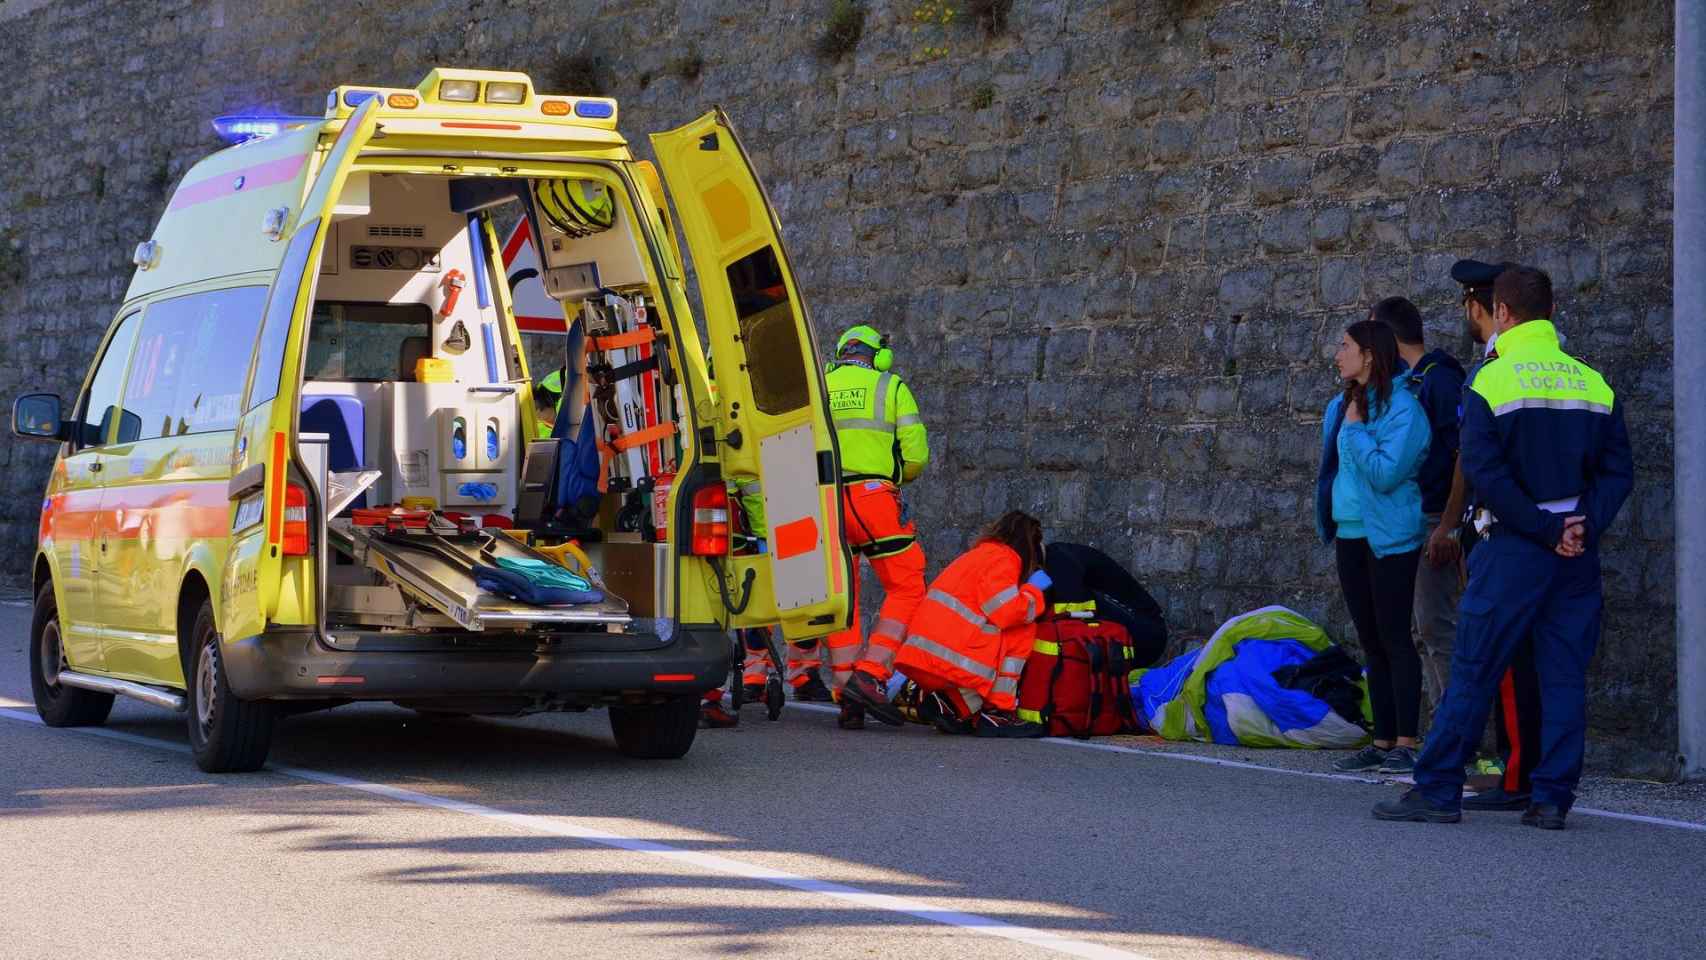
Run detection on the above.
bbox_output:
[765,675,784,721]
[609,696,700,759]
[30,582,115,727]
[186,599,277,773]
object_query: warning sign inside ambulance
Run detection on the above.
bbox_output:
[502,220,568,334]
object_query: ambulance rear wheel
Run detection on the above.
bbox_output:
[764,675,785,721]
[185,600,276,773]
[609,696,699,759]
[30,583,114,727]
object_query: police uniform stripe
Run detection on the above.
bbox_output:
[928,589,998,634]
[904,634,998,681]
[1490,397,1614,416]
[983,586,1020,616]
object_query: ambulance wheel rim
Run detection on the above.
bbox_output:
[38,620,64,689]
[195,639,219,735]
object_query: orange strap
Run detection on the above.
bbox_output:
[609,421,677,452]
[590,328,655,351]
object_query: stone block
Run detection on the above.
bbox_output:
[1150,117,1197,165]
[1217,266,1272,314]
[1205,213,1255,259]
[1044,327,1092,375]
[1350,87,1405,141]
[1307,95,1350,146]
[1312,206,1352,251]
[1251,156,1310,206]
[1319,258,1364,306]
[1259,207,1312,256]
[1153,168,1207,215]
[1312,146,1380,198]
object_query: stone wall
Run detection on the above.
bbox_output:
[0,0,1677,770]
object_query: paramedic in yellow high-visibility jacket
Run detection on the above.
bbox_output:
[810,325,930,730]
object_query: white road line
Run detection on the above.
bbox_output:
[785,702,1706,834]
[0,707,1148,960]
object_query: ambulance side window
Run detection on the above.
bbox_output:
[247,222,321,411]
[74,311,140,449]
[119,286,269,441]
[725,245,807,416]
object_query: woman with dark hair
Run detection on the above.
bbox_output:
[1315,319,1432,774]
[841,511,1052,737]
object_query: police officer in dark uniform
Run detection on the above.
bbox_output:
[1375,265,1633,829]
[1446,259,1546,812]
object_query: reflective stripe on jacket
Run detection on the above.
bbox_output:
[825,362,929,483]
[894,541,1043,708]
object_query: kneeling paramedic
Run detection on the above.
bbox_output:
[1374,266,1632,830]
[843,511,1051,737]
[818,325,930,730]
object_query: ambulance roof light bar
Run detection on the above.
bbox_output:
[211,114,322,145]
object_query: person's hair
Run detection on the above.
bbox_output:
[1342,319,1399,419]
[979,510,1044,579]
[839,338,877,361]
[1461,284,1495,314]
[1371,296,1424,346]
[1494,265,1554,323]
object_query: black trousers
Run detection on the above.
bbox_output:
[1336,538,1423,742]
[1463,530,1544,793]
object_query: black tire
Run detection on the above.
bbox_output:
[184,599,276,773]
[29,583,114,727]
[765,675,785,721]
[609,697,700,759]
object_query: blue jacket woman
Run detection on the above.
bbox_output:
[1316,317,1432,777]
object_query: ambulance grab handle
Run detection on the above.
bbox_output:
[467,386,516,395]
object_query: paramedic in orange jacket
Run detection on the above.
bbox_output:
[844,511,1051,737]
[821,325,931,730]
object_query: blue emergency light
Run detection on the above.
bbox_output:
[211,114,321,145]
[574,101,614,119]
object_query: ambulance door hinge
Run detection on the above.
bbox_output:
[817,451,835,486]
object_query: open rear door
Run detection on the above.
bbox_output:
[650,109,850,641]
[222,99,382,645]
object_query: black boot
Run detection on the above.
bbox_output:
[837,701,865,730]
[840,670,904,726]
[1521,803,1568,830]
[793,670,833,702]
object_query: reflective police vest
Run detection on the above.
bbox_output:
[1460,318,1628,545]
[825,362,929,483]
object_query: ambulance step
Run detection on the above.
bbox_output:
[328,519,631,632]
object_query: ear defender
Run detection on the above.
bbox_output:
[873,333,894,372]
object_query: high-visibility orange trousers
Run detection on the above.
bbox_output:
[822,480,927,688]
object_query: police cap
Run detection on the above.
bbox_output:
[1449,259,1510,291]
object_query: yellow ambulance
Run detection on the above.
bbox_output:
[11,69,852,771]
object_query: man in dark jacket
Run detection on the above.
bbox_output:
[1370,297,1467,714]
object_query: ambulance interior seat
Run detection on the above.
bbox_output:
[299,396,367,512]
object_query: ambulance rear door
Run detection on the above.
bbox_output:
[649,109,851,641]
[223,98,383,646]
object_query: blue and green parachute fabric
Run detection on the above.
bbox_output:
[1131,606,1371,749]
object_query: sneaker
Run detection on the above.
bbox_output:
[1521,803,1568,830]
[793,670,833,702]
[972,709,1046,739]
[1372,789,1462,823]
[836,701,865,730]
[840,670,904,726]
[1333,744,1391,772]
[1463,787,1532,811]
[1377,745,1418,775]
[701,702,739,729]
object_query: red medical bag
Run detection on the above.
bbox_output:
[1016,617,1143,738]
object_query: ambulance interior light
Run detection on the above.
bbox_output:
[211,114,321,145]
[439,79,480,102]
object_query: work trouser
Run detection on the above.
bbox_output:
[1458,525,1544,794]
[1413,513,1462,716]
[703,628,776,706]
[1412,532,1603,810]
[824,480,927,689]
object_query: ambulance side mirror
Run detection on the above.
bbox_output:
[12,393,69,442]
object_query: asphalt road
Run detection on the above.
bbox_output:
[1,600,1701,960]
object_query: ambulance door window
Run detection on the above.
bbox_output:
[120,287,268,441]
[74,312,141,448]
[246,224,320,412]
[725,245,807,416]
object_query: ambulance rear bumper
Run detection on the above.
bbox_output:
[221,625,726,702]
